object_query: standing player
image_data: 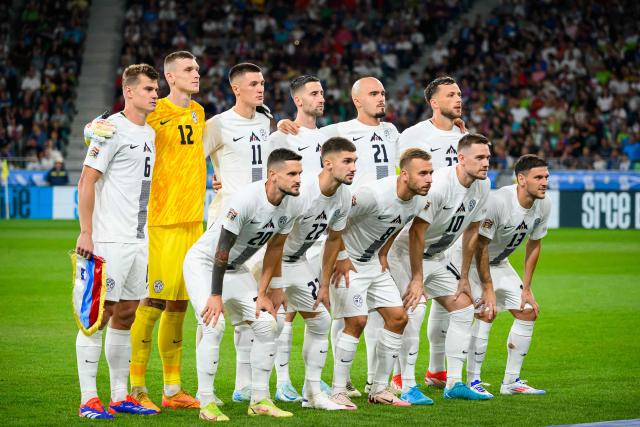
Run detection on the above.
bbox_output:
[267,75,327,401]
[272,137,356,410]
[465,155,550,396]
[203,62,273,402]
[393,133,495,401]
[75,64,159,419]
[392,76,467,394]
[330,148,434,409]
[183,148,305,420]
[127,51,205,411]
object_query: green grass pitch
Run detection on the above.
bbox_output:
[1,220,639,426]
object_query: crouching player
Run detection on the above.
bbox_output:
[182,149,304,421]
[465,154,551,396]
[74,64,159,418]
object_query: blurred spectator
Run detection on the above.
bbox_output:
[46,160,69,186]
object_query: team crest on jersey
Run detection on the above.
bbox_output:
[154,280,164,293]
[265,219,275,229]
[406,214,415,223]
[383,127,391,139]
[352,195,357,206]
[250,132,260,142]
[468,199,476,211]
[446,146,457,155]
[534,218,541,226]
[278,216,289,227]
[315,211,327,220]
[106,277,115,292]
[424,201,431,210]
[89,146,100,158]
[482,218,494,229]
[516,221,528,231]
[226,208,238,221]
[456,203,466,213]
[192,111,198,123]
[259,129,268,140]
[353,294,363,308]
[370,132,383,142]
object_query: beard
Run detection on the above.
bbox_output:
[281,187,300,196]
[441,107,461,120]
[374,109,386,119]
[303,105,324,118]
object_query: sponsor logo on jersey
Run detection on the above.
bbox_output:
[144,142,153,153]
[154,280,164,293]
[353,294,363,308]
[370,132,383,142]
[391,215,402,224]
[226,208,238,221]
[482,218,494,229]
[160,119,170,125]
[265,219,275,229]
[315,211,327,220]
[278,216,289,227]
[192,111,198,123]
[516,220,528,231]
[106,277,115,292]
[446,146,457,154]
[316,143,322,152]
[249,132,260,142]
[456,203,466,213]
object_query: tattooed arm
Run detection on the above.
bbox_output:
[201,227,237,326]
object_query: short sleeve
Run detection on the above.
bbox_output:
[478,195,501,240]
[203,116,222,158]
[220,195,251,235]
[349,186,378,219]
[83,122,119,173]
[329,188,352,232]
[471,180,491,222]
[530,200,551,240]
[319,123,339,138]
[417,187,444,224]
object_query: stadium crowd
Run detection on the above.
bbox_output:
[0,0,89,171]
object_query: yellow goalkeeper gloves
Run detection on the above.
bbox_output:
[84,113,116,145]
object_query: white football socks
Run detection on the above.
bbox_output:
[234,323,254,391]
[445,305,474,388]
[400,303,426,391]
[364,310,384,384]
[371,329,403,395]
[275,320,293,386]
[197,319,224,407]
[250,319,277,403]
[427,300,450,373]
[504,319,534,384]
[332,332,359,393]
[467,319,493,383]
[302,311,331,397]
[76,329,103,404]
[105,327,131,402]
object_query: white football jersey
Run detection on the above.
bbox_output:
[322,119,399,190]
[282,174,351,263]
[195,180,304,269]
[343,175,423,262]
[84,112,155,243]
[479,185,551,265]
[268,127,324,183]
[205,108,271,221]
[394,165,490,258]
[397,119,465,170]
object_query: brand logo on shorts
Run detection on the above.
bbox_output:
[278,216,289,227]
[353,294,363,308]
[106,277,115,292]
[154,280,164,293]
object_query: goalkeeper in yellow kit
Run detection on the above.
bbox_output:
[86,50,206,411]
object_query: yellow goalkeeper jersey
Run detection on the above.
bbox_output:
[146,98,206,226]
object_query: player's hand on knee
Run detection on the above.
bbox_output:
[313,285,331,311]
[202,295,223,327]
[75,232,94,259]
[212,174,222,191]
[454,277,473,302]
[255,293,276,320]
[479,287,497,321]
[331,259,357,288]
[520,288,539,316]
[277,119,300,135]
[402,279,424,311]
